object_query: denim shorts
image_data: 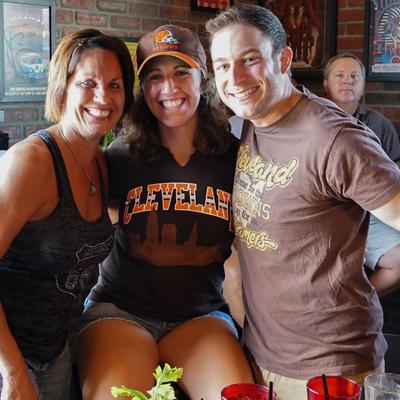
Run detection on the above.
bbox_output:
[80,299,238,341]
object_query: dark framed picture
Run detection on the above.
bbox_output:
[259,0,337,79]
[364,0,400,81]
[0,0,56,102]
[191,0,233,13]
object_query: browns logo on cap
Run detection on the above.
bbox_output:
[154,30,179,45]
[136,24,207,77]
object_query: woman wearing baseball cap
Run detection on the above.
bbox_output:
[78,25,254,399]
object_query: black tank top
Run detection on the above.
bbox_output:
[0,131,113,362]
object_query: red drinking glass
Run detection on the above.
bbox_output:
[221,383,277,400]
[307,376,361,400]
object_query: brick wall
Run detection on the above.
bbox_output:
[1,0,399,145]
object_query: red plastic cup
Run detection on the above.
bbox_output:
[221,383,277,400]
[307,376,361,400]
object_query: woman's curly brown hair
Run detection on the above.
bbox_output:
[121,72,233,160]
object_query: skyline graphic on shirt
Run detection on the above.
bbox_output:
[127,209,225,266]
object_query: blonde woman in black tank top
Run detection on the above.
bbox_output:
[0,29,134,400]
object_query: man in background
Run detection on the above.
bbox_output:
[324,53,400,334]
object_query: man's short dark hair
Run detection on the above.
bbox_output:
[205,4,286,58]
[323,53,366,81]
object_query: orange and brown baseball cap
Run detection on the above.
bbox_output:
[136,25,207,76]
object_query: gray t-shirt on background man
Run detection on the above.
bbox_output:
[354,105,400,163]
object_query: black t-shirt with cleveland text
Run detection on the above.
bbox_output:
[90,137,238,321]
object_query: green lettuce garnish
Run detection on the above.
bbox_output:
[111,363,184,400]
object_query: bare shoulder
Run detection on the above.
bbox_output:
[0,136,58,256]
[0,136,54,189]
[0,135,56,221]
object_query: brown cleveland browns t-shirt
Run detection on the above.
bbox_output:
[235,88,400,379]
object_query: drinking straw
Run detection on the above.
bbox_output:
[322,374,330,400]
[269,381,273,400]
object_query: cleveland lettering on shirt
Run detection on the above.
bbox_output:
[123,181,233,232]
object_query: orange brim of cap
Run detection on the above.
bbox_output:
[137,51,200,76]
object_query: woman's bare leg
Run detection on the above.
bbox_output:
[78,319,159,400]
[159,317,254,400]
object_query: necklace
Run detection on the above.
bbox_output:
[56,125,97,196]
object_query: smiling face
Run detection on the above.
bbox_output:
[61,48,125,140]
[324,57,365,115]
[210,23,291,126]
[141,56,202,134]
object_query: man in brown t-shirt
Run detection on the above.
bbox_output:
[206,5,400,400]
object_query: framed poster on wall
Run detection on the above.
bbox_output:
[364,0,400,81]
[0,0,56,102]
[258,0,337,79]
[191,0,232,13]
